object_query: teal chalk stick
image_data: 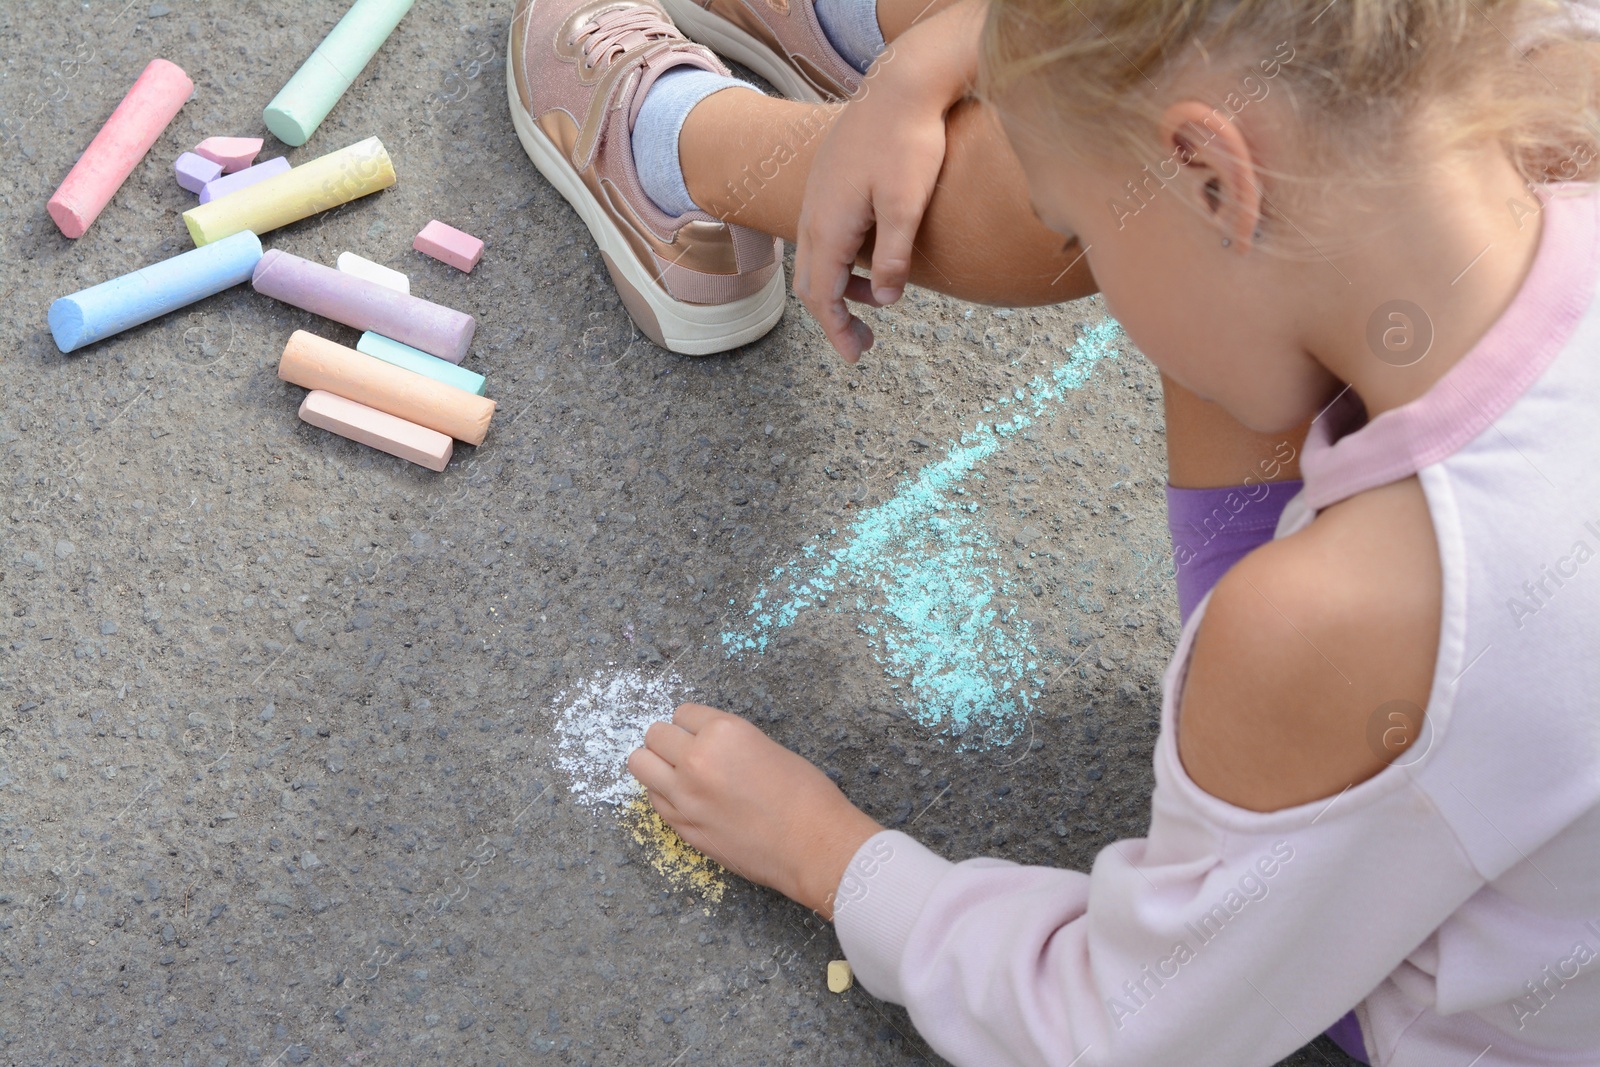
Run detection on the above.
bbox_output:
[48,230,262,353]
[263,0,416,147]
[357,332,487,396]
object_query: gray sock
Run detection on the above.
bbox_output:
[632,67,752,217]
[814,0,886,73]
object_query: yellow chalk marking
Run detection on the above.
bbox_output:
[828,960,854,993]
[619,792,728,902]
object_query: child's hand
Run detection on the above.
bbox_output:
[627,704,883,918]
[792,0,986,363]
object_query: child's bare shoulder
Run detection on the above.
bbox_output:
[1176,476,1443,813]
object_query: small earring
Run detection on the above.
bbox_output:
[1221,237,1232,248]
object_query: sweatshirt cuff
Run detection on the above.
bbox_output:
[831,829,955,1004]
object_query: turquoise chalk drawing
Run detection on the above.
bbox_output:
[721,318,1126,745]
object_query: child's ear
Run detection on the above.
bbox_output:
[1160,101,1263,251]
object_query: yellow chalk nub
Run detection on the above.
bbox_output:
[827,960,854,993]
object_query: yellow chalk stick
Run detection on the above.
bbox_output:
[182,136,395,246]
[827,960,853,993]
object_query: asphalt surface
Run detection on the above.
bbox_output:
[0,2,1359,1064]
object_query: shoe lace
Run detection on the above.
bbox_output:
[572,7,676,71]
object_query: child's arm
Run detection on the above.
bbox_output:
[792,0,987,362]
[828,479,1470,1066]
[636,481,1483,1065]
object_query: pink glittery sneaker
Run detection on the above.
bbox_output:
[509,0,787,354]
[659,0,862,101]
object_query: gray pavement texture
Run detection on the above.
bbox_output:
[0,2,1360,1065]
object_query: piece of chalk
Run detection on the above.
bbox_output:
[358,332,486,396]
[253,249,475,363]
[48,230,263,354]
[827,961,853,994]
[182,137,395,246]
[48,58,194,239]
[263,0,417,147]
[278,331,494,445]
[174,152,222,194]
[413,220,484,273]
[298,390,452,471]
[193,136,262,173]
[198,156,292,204]
[338,252,409,294]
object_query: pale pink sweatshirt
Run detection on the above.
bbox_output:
[834,187,1600,1067]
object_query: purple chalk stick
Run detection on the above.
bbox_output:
[198,156,292,204]
[252,249,476,363]
[175,151,223,194]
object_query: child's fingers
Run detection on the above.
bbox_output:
[626,744,675,794]
[671,703,722,733]
[802,264,864,361]
[867,191,924,305]
[795,201,874,361]
[642,720,694,766]
[643,788,696,838]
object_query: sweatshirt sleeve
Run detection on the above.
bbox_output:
[832,755,1488,1067]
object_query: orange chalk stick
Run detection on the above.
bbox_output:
[48,58,194,238]
[298,390,452,471]
[277,331,494,446]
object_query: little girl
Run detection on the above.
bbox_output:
[509,0,1600,1062]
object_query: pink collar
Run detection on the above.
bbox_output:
[1301,184,1600,511]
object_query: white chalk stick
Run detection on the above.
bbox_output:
[337,252,410,294]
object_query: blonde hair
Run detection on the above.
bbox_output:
[981,0,1600,198]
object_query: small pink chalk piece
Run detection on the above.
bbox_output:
[174,152,222,194]
[193,136,263,174]
[297,390,453,472]
[413,220,484,273]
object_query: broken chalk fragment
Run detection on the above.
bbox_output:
[414,220,484,273]
[277,331,495,446]
[48,58,194,238]
[827,961,853,993]
[357,332,486,396]
[198,156,291,204]
[253,248,475,363]
[48,230,263,354]
[337,252,410,294]
[263,0,417,146]
[193,136,262,173]
[174,152,222,193]
[298,390,452,472]
[182,137,395,246]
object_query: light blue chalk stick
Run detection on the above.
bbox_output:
[357,332,486,396]
[48,230,263,354]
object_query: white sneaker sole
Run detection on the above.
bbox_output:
[657,0,827,103]
[505,43,788,356]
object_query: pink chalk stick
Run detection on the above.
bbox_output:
[413,220,484,273]
[298,390,452,472]
[174,152,222,194]
[193,136,263,174]
[198,156,291,204]
[48,58,194,239]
